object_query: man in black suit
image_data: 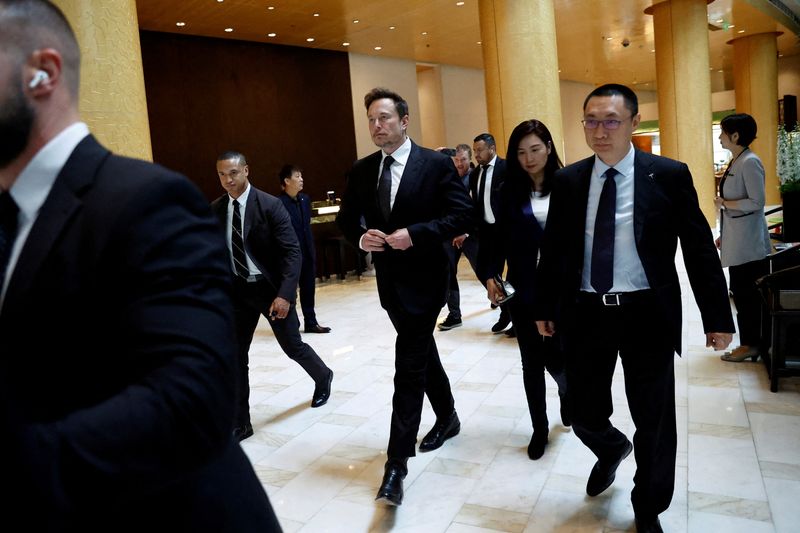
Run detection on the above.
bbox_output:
[439,143,480,331]
[471,133,513,335]
[0,1,280,530]
[535,84,734,533]
[337,87,473,506]
[278,164,331,334]
[212,153,333,441]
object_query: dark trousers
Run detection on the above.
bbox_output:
[298,255,318,327]
[232,278,330,427]
[729,257,768,346]
[509,304,567,432]
[444,236,479,319]
[566,292,676,518]
[385,306,455,458]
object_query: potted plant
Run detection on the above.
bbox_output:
[778,124,800,241]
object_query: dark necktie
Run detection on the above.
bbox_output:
[231,199,250,279]
[0,191,19,284]
[378,155,395,221]
[591,168,618,294]
[477,164,488,220]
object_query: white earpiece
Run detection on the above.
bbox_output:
[29,70,50,89]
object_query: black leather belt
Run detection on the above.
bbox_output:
[577,289,654,306]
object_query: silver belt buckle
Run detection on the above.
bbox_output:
[601,293,621,306]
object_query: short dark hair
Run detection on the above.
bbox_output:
[473,133,496,147]
[364,87,409,118]
[455,143,472,159]
[505,119,563,198]
[720,113,757,147]
[279,164,302,186]
[217,151,247,166]
[0,0,81,97]
[437,147,456,157]
[583,83,639,116]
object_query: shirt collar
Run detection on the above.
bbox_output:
[486,154,498,168]
[10,122,90,223]
[593,143,635,177]
[382,136,412,166]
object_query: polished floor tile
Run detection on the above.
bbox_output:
[239,256,800,532]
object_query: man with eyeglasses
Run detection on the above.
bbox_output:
[535,83,734,533]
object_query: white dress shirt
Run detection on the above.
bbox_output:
[581,144,649,293]
[480,154,498,224]
[225,183,261,277]
[379,136,412,210]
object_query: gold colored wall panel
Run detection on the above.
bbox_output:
[55,0,152,161]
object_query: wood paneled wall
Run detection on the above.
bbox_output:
[139,31,358,203]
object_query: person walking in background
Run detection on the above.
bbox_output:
[482,120,570,460]
[714,113,772,362]
[212,152,333,442]
[278,164,331,334]
[471,133,514,336]
[535,84,734,533]
[0,1,280,529]
[337,87,473,506]
[439,143,480,331]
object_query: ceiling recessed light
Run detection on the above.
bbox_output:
[306,37,315,42]
[558,69,561,73]
[718,69,723,73]
[313,13,319,17]
[737,29,745,33]
[728,24,735,28]
[650,49,655,53]
[716,19,723,23]
[389,26,396,30]
[217,0,223,3]
[605,36,613,41]
[353,19,359,24]
[176,22,186,27]
[421,31,428,36]
[268,33,276,37]
[224,27,233,32]
[477,41,481,45]
[267,6,274,9]
[456,1,465,5]
[374,46,382,50]
[342,42,350,46]
[779,53,784,57]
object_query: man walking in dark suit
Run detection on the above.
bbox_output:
[0,1,280,530]
[535,84,734,533]
[278,164,331,334]
[212,152,333,441]
[337,87,473,506]
[471,133,513,335]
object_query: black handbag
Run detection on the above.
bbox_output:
[493,275,515,304]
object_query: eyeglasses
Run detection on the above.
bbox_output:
[581,117,632,130]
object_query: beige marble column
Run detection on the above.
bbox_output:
[477,0,563,158]
[646,0,715,223]
[54,0,152,160]
[730,32,781,204]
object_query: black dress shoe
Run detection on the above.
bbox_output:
[491,310,511,333]
[233,423,254,442]
[634,515,663,533]
[311,370,333,408]
[527,430,548,460]
[375,460,407,506]
[586,439,633,496]
[419,411,460,451]
[305,324,331,333]
[559,395,571,427]
[504,328,516,338]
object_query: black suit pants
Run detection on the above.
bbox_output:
[565,292,676,518]
[444,236,479,319]
[729,257,768,346]
[385,306,455,458]
[298,253,318,327]
[232,278,330,426]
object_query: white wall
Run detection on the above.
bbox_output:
[440,65,488,149]
[558,80,595,164]
[347,53,423,159]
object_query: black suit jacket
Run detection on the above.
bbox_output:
[468,156,506,225]
[337,141,473,314]
[278,191,315,263]
[469,157,506,280]
[211,185,301,303]
[0,136,278,531]
[535,150,734,354]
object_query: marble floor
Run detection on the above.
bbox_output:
[241,254,800,533]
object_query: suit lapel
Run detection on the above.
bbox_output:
[244,186,260,242]
[3,136,104,314]
[632,150,655,245]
